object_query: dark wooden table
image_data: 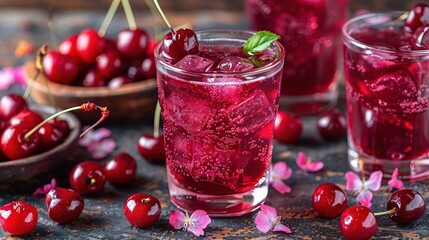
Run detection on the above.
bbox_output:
[1,8,429,240]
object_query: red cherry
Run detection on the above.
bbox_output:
[9,109,43,128]
[82,68,107,87]
[146,39,158,57]
[140,57,156,79]
[0,117,6,133]
[51,118,71,137]
[339,206,377,240]
[1,124,40,160]
[316,108,347,141]
[104,152,137,185]
[58,34,81,61]
[77,29,107,64]
[108,76,133,89]
[0,94,28,120]
[406,3,429,31]
[312,183,348,218]
[45,187,84,224]
[42,51,80,85]
[37,122,64,152]
[0,200,38,235]
[124,193,161,228]
[162,28,199,61]
[137,134,165,164]
[274,111,303,144]
[96,51,124,79]
[386,189,426,224]
[69,161,106,195]
[116,28,149,60]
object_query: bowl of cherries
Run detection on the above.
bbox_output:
[0,93,80,182]
[23,8,158,122]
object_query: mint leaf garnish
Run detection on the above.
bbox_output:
[243,31,280,55]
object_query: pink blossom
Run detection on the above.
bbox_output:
[255,204,291,234]
[269,162,292,194]
[169,210,211,237]
[0,66,26,90]
[78,127,116,159]
[345,170,382,208]
[33,178,56,196]
[296,152,324,172]
[388,168,404,191]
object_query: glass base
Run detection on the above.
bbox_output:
[348,147,429,181]
[167,174,269,217]
[280,87,338,115]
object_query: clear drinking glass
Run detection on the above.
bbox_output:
[343,12,429,180]
[245,0,348,114]
[155,30,285,217]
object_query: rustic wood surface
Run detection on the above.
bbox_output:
[1,5,429,239]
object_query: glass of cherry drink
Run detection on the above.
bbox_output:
[155,30,285,217]
[245,0,348,114]
[343,10,429,180]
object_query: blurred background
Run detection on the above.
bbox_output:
[0,0,428,66]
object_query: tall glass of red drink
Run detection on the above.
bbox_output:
[343,12,429,180]
[245,0,348,114]
[155,30,285,216]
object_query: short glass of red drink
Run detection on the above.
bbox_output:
[343,12,429,180]
[155,30,285,216]
[245,0,348,114]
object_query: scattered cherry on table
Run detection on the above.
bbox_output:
[137,134,165,164]
[274,111,303,144]
[312,183,348,218]
[124,193,161,228]
[385,189,426,224]
[0,200,38,236]
[104,152,137,185]
[339,205,377,240]
[45,187,85,224]
[69,160,107,195]
[316,108,347,141]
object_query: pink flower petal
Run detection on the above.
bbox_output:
[0,67,16,90]
[32,178,57,196]
[169,210,186,230]
[272,162,292,180]
[356,190,373,208]
[365,170,382,191]
[260,204,277,221]
[255,209,273,233]
[273,223,292,234]
[13,66,26,87]
[271,180,291,194]
[78,127,112,147]
[306,162,324,172]
[388,168,404,190]
[189,210,211,230]
[296,152,323,172]
[296,152,307,169]
[32,188,46,196]
[345,171,362,192]
[87,138,116,159]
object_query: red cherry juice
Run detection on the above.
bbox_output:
[245,0,348,101]
[343,13,429,177]
[156,30,285,216]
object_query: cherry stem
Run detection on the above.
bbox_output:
[47,8,59,49]
[121,0,137,30]
[99,0,121,37]
[374,208,397,216]
[24,102,109,140]
[153,101,160,138]
[153,0,175,34]
[144,0,162,40]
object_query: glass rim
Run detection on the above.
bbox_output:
[342,11,429,56]
[154,29,286,80]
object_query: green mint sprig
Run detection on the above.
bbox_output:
[243,31,280,55]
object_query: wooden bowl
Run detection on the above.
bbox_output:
[0,105,80,182]
[23,61,158,123]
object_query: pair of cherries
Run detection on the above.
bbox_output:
[0,94,70,161]
[405,3,429,48]
[69,152,138,195]
[43,28,156,88]
[312,183,426,240]
[274,108,346,144]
